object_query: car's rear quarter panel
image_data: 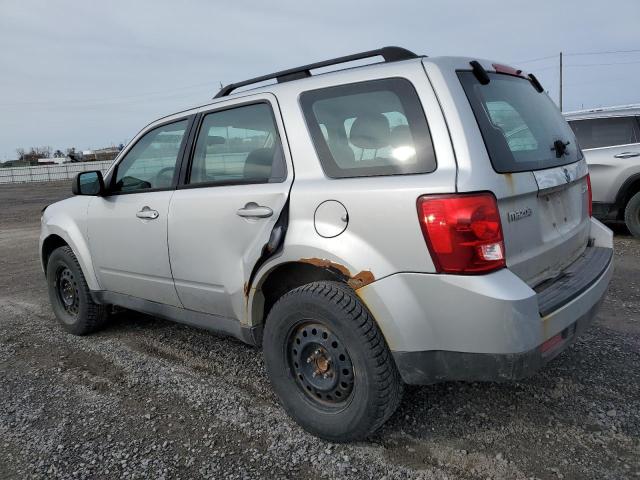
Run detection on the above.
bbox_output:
[249,60,458,324]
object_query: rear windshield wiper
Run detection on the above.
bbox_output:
[551,140,570,158]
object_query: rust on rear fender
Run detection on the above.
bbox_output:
[299,257,375,289]
[348,270,375,289]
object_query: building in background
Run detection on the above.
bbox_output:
[81,147,121,162]
[37,157,68,165]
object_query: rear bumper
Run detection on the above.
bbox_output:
[393,294,605,383]
[357,218,614,385]
[592,202,619,222]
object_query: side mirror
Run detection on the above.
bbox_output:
[72,171,105,196]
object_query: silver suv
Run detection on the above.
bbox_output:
[564,105,640,236]
[40,47,613,441]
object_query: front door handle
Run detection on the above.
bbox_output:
[136,206,159,220]
[614,152,640,159]
[237,202,273,219]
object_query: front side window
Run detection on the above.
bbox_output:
[188,103,286,185]
[113,119,188,193]
[458,71,581,173]
[568,116,640,150]
[300,78,437,178]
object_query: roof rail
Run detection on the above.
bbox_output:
[214,46,419,98]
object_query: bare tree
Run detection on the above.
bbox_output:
[40,146,52,158]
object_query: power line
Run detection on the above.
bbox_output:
[566,48,640,56]
[512,55,557,64]
[512,48,640,65]
[566,59,640,67]
[0,81,221,107]
[527,65,558,72]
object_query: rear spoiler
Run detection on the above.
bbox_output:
[469,60,545,93]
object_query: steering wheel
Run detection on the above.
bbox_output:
[153,167,175,188]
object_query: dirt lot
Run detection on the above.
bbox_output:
[1,181,639,480]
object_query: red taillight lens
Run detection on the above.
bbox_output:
[417,193,506,274]
[586,173,593,217]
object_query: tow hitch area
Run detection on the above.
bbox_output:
[541,323,577,357]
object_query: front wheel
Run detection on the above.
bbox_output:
[263,281,403,442]
[624,191,640,238]
[46,246,109,335]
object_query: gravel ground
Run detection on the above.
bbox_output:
[1,180,639,480]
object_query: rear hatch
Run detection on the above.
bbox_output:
[458,68,591,286]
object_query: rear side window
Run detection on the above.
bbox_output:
[300,78,436,178]
[458,71,581,173]
[568,117,640,150]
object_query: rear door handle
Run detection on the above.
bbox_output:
[237,202,273,219]
[136,206,159,220]
[614,152,640,159]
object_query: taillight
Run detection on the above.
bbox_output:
[417,193,506,274]
[586,174,593,217]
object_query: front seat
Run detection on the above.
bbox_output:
[243,145,285,181]
[349,113,391,152]
[389,124,413,147]
[191,135,227,183]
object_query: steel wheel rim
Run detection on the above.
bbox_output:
[287,321,355,407]
[56,266,79,317]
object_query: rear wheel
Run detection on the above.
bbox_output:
[262,281,403,442]
[624,191,640,238]
[46,246,108,335]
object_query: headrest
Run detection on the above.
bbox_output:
[243,148,274,180]
[390,124,413,147]
[206,135,226,146]
[349,113,390,149]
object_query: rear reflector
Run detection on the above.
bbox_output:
[540,333,563,354]
[417,192,506,274]
[586,173,593,217]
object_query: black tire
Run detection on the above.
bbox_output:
[46,246,108,335]
[624,191,640,238]
[262,281,403,442]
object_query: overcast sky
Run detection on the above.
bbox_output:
[1,0,639,160]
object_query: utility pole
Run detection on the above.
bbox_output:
[559,51,563,112]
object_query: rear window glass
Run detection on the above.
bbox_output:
[458,71,581,173]
[300,78,436,178]
[568,116,640,149]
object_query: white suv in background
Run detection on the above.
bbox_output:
[40,47,613,441]
[565,105,640,236]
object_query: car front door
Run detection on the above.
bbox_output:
[87,117,193,306]
[168,96,292,321]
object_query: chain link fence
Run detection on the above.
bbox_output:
[0,161,113,184]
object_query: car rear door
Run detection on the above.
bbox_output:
[168,94,292,321]
[454,65,591,286]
